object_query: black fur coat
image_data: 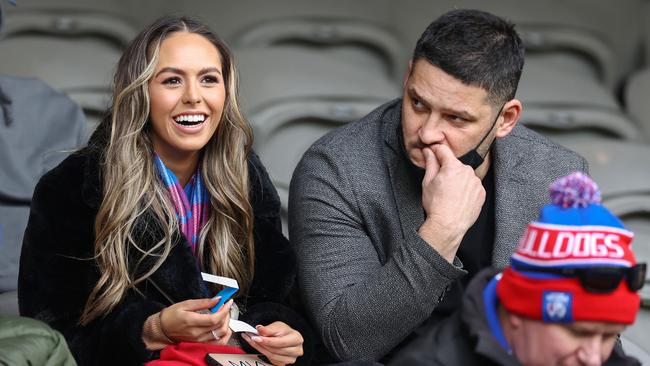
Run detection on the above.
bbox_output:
[17,127,313,365]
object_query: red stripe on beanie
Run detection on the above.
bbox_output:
[497,267,640,324]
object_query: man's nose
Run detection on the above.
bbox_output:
[418,114,445,145]
[576,337,604,366]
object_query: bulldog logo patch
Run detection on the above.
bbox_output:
[542,291,573,323]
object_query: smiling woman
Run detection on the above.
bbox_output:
[18,16,308,366]
[148,32,226,180]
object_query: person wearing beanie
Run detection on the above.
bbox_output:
[390,172,645,366]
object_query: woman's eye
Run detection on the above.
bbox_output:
[162,77,181,85]
[202,75,219,84]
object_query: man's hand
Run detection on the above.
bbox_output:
[418,144,486,262]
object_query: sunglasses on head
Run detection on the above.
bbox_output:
[517,263,647,294]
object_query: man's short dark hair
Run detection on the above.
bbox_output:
[412,9,525,106]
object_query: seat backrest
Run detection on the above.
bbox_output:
[235,47,397,234]
[2,10,136,46]
[554,138,650,211]
[624,68,650,141]
[236,47,397,184]
[517,56,642,141]
[232,17,404,80]
[0,10,130,134]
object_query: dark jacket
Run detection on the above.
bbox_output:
[390,268,640,366]
[18,124,313,365]
[289,98,587,361]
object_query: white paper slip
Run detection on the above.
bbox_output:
[201,272,239,289]
[229,319,259,334]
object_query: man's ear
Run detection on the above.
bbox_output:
[495,98,522,138]
[508,311,524,329]
[403,60,413,89]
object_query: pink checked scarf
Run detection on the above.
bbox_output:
[154,154,210,255]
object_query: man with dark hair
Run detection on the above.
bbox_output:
[289,9,587,362]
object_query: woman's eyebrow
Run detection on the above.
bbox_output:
[155,66,222,78]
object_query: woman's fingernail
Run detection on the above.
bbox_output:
[251,336,263,342]
[211,296,221,301]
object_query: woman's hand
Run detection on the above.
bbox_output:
[160,297,233,344]
[242,322,304,366]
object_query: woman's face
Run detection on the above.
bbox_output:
[148,31,226,162]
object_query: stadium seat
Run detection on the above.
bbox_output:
[517,55,642,141]
[236,47,398,234]
[623,308,650,364]
[624,68,650,142]
[0,10,136,134]
[232,17,404,80]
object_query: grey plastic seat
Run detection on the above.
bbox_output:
[232,17,404,80]
[517,55,642,141]
[0,11,135,134]
[557,138,650,215]
[236,47,398,234]
[624,68,650,141]
[517,25,616,87]
[623,294,650,361]
[2,11,136,46]
[622,318,650,366]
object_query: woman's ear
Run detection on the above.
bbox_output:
[495,98,522,138]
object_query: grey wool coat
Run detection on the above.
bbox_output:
[288,98,588,362]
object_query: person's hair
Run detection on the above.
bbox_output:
[412,9,525,106]
[80,16,254,325]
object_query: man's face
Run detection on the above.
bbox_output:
[401,59,501,170]
[510,317,626,366]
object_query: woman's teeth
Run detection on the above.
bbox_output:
[173,114,206,125]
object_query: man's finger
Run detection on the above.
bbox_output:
[431,144,459,167]
[422,147,440,183]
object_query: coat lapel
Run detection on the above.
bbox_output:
[491,129,532,268]
[382,102,426,241]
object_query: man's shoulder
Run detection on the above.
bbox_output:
[500,124,585,163]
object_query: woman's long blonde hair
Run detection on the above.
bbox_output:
[80,16,254,325]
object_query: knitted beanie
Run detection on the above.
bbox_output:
[496,172,642,324]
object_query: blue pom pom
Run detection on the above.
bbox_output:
[549,172,601,208]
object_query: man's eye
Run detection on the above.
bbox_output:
[445,114,465,123]
[412,98,424,109]
[163,77,181,85]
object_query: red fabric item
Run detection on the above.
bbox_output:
[497,267,640,324]
[145,342,245,366]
